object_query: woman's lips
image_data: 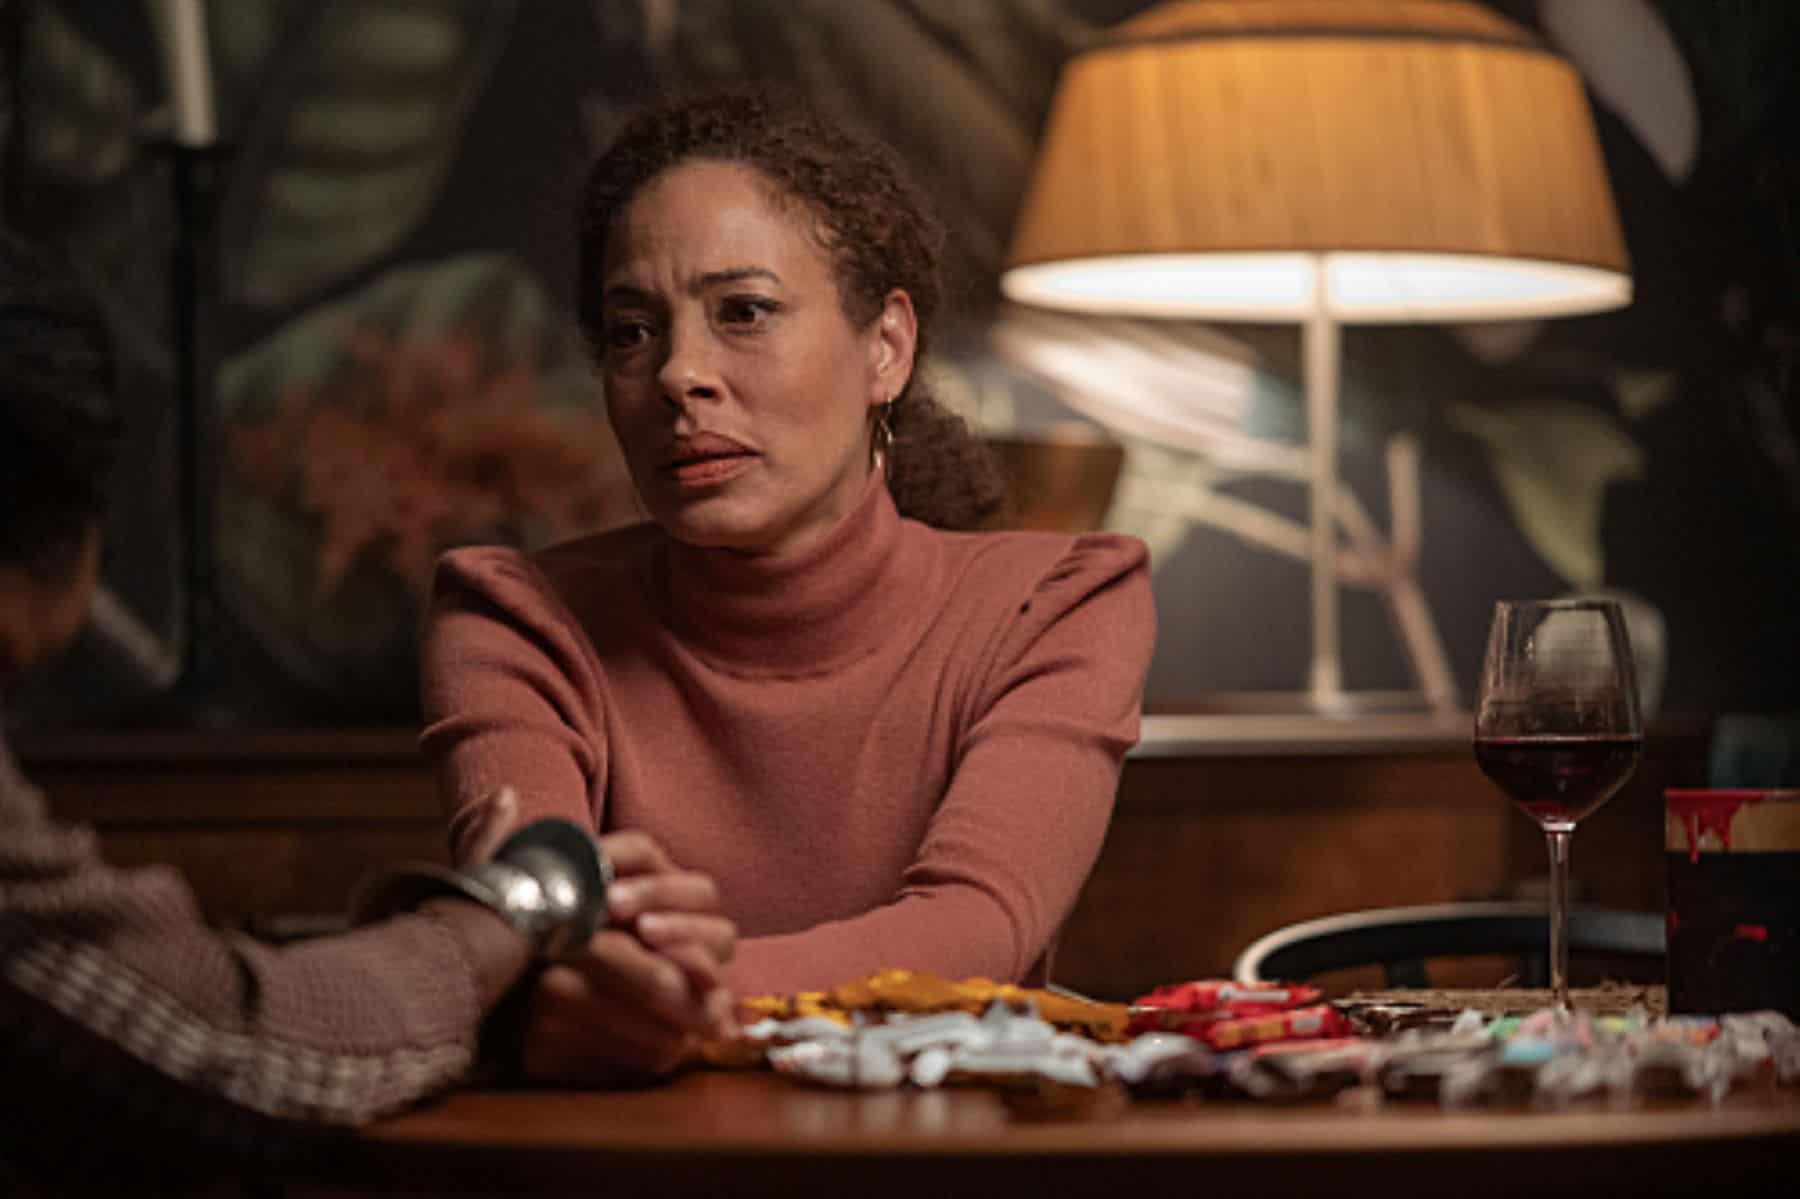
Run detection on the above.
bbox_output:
[665,453,753,487]
[661,434,756,488]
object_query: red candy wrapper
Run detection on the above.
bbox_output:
[1187,1004,1351,1051]
[1233,1037,1377,1101]
[1129,980,1323,1035]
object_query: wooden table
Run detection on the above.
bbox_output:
[292,1069,1797,1198]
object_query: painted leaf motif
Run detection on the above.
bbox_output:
[1447,397,1646,589]
[1104,439,1220,567]
[1451,320,1545,367]
[1613,369,1680,423]
[1540,0,1698,182]
[221,0,518,310]
[595,0,1035,285]
[216,254,633,712]
[208,0,286,110]
[18,3,139,184]
[989,305,1289,470]
[1648,0,1800,150]
[895,0,1097,133]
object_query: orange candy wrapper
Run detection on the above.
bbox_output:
[1198,1004,1351,1051]
[733,969,1134,1042]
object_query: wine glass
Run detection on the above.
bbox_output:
[1474,599,1643,1014]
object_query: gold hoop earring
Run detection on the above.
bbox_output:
[871,399,895,474]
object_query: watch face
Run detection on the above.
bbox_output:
[343,819,609,960]
[494,819,613,957]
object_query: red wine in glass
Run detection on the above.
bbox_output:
[1474,735,1643,829]
[1474,599,1643,1014]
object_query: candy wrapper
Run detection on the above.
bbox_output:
[769,1037,909,1089]
[928,1004,1115,1120]
[1129,980,1322,1035]
[765,999,1106,1098]
[1719,1011,1800,1081]
[1622,1039,1716,1100]
[739,969,1131,1042]
[1189,1004,1351,1051]
[1229,1038,1380,1102]
[1373,1007,1800,1108]
[1377,1024,1498,1104]
[1127,978,1345,1052]
[1103,1033,1228,1099]
[1534,1047,1635,1107]
[733,971,1800,1113]
[700,1014,851,1068]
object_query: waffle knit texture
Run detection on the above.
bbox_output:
[0,724,483,1140]
[421,471,1155,994]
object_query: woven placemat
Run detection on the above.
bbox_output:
[1337,983,1666,1035]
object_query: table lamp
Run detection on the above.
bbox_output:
[1002,0,1632,712]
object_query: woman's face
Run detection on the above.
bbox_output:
[597,159,915,557]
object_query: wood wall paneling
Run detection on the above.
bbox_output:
[19,722,1706,995]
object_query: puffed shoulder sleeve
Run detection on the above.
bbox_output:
[920,531,1156,973]
[978,532,1155,754]
[419,546,607,862]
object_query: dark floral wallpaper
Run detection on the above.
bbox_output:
[4,0,1795,727]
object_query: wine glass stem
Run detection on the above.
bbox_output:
[1546,827,1573,1012]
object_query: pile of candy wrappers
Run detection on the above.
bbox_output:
[716,970,1800,1109]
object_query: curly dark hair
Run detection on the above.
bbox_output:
[577,87,1007,531]
[0,230,119,575]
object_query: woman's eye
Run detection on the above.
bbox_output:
[719,296,778,326]
[603,319,652,351]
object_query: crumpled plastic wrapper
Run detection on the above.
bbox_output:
[733,974,1800,1113]
[1378,1007,1800,1108]
[765,1000,1103,1093]
[1228,1038,1379,1102]
[1102,1032,1225,1098]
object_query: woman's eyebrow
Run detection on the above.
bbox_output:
[695,266,781,290]
[601,267,782,306]
[600,282,653,306]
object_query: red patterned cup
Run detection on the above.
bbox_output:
[1665,789,1800,1018]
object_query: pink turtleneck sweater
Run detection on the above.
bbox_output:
[419,475,1154,994]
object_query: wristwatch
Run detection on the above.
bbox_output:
[349,819,613,960]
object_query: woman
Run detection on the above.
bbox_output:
[422,89,1154,1007]
[0,231,733,1186]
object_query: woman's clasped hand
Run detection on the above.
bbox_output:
[516,830,740,1082]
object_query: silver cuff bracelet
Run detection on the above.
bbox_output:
[348,819,613,959]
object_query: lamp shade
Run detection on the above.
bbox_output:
[1003,0,1632,323]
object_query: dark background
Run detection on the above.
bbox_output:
[3,0,1795,729]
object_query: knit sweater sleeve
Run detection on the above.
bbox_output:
[0,799,483,1133]
[419,545,608,861]
[728,533,1155,992]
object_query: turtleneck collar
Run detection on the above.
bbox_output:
[656,471,923,676]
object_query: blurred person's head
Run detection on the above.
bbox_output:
[577,87,1004,552]
[0,231,119,681]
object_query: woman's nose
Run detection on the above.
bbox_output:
[655,317,719,406]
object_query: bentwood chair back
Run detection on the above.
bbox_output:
[1231,901,1665,988]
